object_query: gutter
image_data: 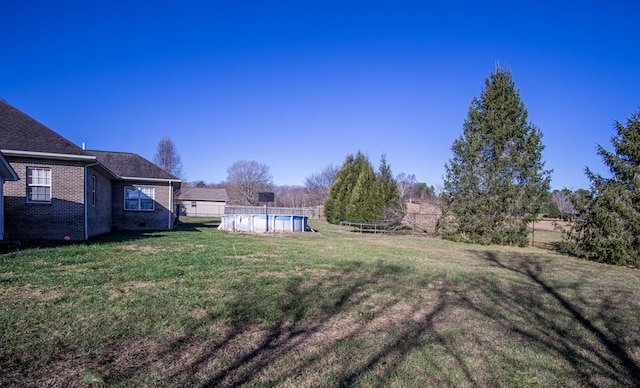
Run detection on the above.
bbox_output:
[1,149,97,162]
[121,176,182,184]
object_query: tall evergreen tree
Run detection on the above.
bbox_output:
[324,154,356,224]
[377,155,398,205]
[564,108,640,266]
[377,154,404,225]
[345,153,379,222]
[441,66,551,246]
[324,152,403,224]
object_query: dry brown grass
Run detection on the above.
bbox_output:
[1,219,639,387]
[535,218,570,231]
[118,243,207,253]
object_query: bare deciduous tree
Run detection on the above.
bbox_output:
[551,189,574,220]
[395,172,417,200]
[304,164,338,206]
[225,160,273,205]
[274,186,309,208]
[153,136,183,179]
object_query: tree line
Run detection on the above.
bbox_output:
[153,66,639,267]
[178,158,431,211]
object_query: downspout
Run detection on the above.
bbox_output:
[84,162,99,240]
[0,178,4,241]
[168,180,174,230]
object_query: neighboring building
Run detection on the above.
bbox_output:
[0,100,181,240]
[0,151,19,240]
[177,187,227,217]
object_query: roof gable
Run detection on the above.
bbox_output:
[1,100,180,184]
[88,150,179,181]
[0,100,89,156]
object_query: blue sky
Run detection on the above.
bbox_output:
[1,1,638,190]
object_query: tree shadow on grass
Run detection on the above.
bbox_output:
[175,218,221,231]
[472,251,640,386]
[96,260,476,387]
[201,251,639,387]
[36,250,640,386]
[175,267,418,387]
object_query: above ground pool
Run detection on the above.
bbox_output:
[218,214,313,233]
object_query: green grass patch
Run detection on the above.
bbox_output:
[1,218,639,386]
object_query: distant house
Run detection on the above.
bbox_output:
[176,187,227,217]
[0,100,181,240]
[0,151,19,240]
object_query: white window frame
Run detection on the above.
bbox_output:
[27,167,52,203]
[124,186,155,211]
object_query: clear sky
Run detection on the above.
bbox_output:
[1,1,638,190]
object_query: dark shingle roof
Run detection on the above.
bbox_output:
[0,100,180,183]
[176,187,228,201]
[0,100,89,156]
[88,150,180,181]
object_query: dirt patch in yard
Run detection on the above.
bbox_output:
[535,219,570,231]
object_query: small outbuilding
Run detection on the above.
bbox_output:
[177,187,228,217]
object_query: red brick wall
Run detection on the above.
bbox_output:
[3,157,176,239]
[111,181,174,231]
[4,157,85,240]
[85,166,113,237]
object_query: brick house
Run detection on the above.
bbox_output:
[0,100,181,240]
[88,150,181,232]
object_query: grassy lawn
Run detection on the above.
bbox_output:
[1,217,639,387]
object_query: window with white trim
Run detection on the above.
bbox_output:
[124,186,155,211]
[27,167,52,203]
